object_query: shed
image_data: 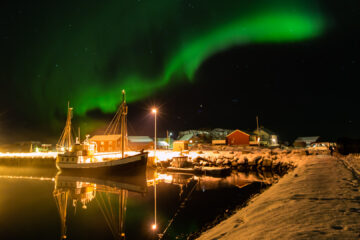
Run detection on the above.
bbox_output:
[157,137,174,149]
[157,140,170,149]
[178,133,202,144]
[251,127,279,146]
[226,130,250,145]
[212,139,226,145]
[293,136,320,148]
[128,136,154,151]
[173,140,189,151]
[179,133,193,141]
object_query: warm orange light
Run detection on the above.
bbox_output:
[152,224,157,230]
[152,108,157,114]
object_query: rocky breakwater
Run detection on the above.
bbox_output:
[164,149,313,174]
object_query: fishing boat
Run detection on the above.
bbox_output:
[56,90,148,175]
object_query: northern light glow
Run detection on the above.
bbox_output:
[9,0,325,128]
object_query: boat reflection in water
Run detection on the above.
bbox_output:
[53,171,147,240]
[0,165,281,240]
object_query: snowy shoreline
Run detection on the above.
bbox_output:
[155,147,323,173]
[197,154,360,239]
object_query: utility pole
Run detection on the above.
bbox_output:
[166,130,169,150]
[256,116,260,147]
[78,127,81,143]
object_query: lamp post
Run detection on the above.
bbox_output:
[151,108,157,231]
[152,108,157,163]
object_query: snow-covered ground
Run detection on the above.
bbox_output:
[342,154,360,177]
[197,154,360,239]
[155,147,314,166]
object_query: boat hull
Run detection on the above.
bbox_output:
[57,153,148,176]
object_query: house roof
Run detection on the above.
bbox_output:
[179,133,194,141]
[227,129,250,137]
[157,141,170,147]
[254,127,277,136]
[90,134,122,141]
[294,136,320,143]
[128,136,153,143]
[157,137,173,142]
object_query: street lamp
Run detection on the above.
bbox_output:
[152,224,157,230]
[151,108,157,232]
[152,108,157,162]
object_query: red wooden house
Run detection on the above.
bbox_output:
[89,134,122,152]
[226,130,250,145]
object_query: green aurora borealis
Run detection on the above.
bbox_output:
[7,0,326,131]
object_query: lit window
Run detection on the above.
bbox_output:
[101,141,104,145]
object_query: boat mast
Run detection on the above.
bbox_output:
[121,90,128,159]
[53,188,69,240]
[67,102,71,150]
[57,102,74,151]
[96,190,128,240]
[104,90,128,157]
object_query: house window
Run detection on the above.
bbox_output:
[101,141,104,145]
[109,141,112,145]
[109,147,112,151]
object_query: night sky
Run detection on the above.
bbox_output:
[0,0,359,143]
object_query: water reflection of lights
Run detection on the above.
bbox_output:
[156,173,173,183]
[0,175,55,181]
[146,173,173,186]
[0,152,58,158]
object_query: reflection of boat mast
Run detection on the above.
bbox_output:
[96,190,128,240]
[53,189,69,239]
[53,173,145,240]
[57,102,74,152]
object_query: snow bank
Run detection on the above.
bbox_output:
[342,154,360,176]
[197,155,360,239]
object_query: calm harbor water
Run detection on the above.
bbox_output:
[0,166,279,240]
